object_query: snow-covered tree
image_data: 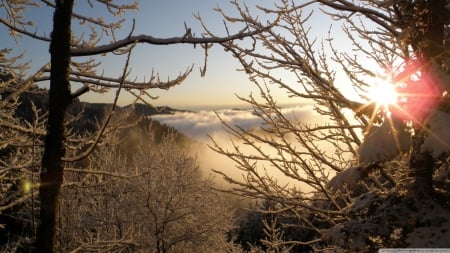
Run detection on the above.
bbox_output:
[1,1,273,251]
[207,0,450,251]
[59,130,236,253]
[0,68,44,251]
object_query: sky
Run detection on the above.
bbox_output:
[2,0,346,110]
[0,0,388,184]
[2,0,269,109]
[107,0,262,109]
[4,1,448,189]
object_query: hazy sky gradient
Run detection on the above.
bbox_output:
[1,0,377,184]
[3,1,367,109]
[2,1,267,109]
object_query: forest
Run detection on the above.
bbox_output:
[1,0,450,252]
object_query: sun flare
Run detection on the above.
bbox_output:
[367,79,398,108]
[22,180,33,194]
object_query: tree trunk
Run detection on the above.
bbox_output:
[409,133,434,195]
[408,0,446,195]
[35,0,74,252]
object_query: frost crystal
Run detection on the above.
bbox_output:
[359,118,410,164]
[421,110,450,158]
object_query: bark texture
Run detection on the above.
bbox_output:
[36,0,74,252]
[409,0,447,194]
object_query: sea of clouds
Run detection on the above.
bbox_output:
[151,104,316,141]
[151,104,319,187]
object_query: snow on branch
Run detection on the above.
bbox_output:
[421,110,450,158]
[359,117,411,165]
[70,22,278,57]
[327,165,377,193]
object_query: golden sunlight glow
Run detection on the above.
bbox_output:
[367,79,398,108]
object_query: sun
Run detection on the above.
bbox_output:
[367,78,399,109]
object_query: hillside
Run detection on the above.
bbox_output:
[8,87,189,142]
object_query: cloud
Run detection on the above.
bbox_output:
[151,104,315,140]
[151,104,317,188]
[151,109,258,140]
